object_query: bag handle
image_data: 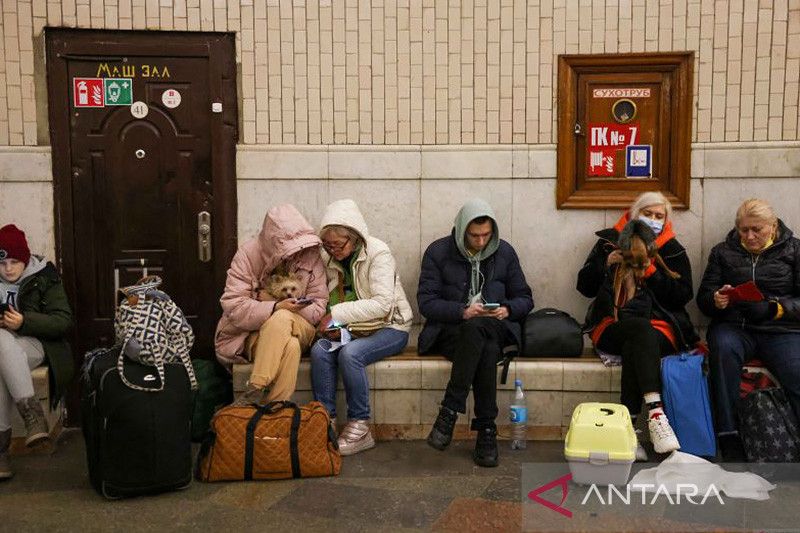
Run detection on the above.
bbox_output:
[244,402,302,480]
[116,336,167,392]
[161,299,198,390]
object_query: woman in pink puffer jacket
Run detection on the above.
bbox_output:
[215,204,328,403]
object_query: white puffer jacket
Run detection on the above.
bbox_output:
[320,199,413,332]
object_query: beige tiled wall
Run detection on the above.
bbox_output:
[1,0,799,146]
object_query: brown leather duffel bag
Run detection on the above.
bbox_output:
[196,400,341,481]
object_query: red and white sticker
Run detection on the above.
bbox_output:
[592,88,651,98]
[587,123,640,177]
[73,78,104,107]
[162,89,181,109]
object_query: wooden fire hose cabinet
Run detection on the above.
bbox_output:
[556,52,694,210]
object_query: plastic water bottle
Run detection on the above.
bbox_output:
[510,379,528,450]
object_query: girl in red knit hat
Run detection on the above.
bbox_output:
[0,224,73,480]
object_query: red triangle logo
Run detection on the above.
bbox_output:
[527,473,573,518]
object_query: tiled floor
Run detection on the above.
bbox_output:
[1,429,797,532]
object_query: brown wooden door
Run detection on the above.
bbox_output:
[46,30,238,368]
[576,72,668,188]
[557,53,693,209]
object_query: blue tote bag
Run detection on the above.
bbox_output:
[661,351,717,457]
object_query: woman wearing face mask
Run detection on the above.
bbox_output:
[697,198,800,461]
[577,191,699,456]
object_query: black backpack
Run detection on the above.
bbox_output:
[521,308,584,358]
[738,387,800,462]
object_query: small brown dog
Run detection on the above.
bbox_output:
[612,219,681,319]
[257,272,302,302]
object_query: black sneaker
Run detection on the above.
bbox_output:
[473,426,499,467]
[427,406,458,451]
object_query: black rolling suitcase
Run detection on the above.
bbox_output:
[81,346,195,498]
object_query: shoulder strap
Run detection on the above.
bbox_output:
[117,338,166,392]
[160,298,198,390]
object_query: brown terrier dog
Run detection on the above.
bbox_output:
[256,271,302,302]
[612,219,681,319]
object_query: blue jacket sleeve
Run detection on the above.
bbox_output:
[417,244,465,324]
[501,246,534,321]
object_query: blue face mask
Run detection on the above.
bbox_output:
[639,215,664,235]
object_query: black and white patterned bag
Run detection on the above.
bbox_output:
[114,276,198,392]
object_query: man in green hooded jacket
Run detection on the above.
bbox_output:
[417,199,533,467]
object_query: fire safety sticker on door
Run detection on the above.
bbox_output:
[74,77,133,107]
[104,78,133,106]
[586,122,640,177]
[73,78,105,107]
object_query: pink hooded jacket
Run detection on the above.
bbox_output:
[214,204,328,367]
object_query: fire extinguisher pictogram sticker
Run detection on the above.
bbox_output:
[73,78,105,108]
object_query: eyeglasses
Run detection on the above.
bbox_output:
[322,236,351,253]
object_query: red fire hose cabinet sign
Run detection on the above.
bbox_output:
[586,123,639,177]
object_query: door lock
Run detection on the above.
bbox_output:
[574,122,583,136]
[198,211,212,262]
[135,149,146,159]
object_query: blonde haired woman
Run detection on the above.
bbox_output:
[697,198,800,461]
[578,191,700,455]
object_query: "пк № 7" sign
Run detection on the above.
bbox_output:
[587,122,639,177]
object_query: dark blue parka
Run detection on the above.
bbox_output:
[417,230,534,354]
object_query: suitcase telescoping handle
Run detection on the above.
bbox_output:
[113,258,150,309]
[243,402,302,480]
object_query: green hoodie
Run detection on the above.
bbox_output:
[453,198,500,305]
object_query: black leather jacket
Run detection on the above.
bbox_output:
[697,220,800,333]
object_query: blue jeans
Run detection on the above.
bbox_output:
[707,322,800,435]
[310,327,409,420]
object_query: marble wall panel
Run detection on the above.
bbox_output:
[511,179,606,320]
[236,179,330,244]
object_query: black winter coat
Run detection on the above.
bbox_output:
[577,225,699,349]
[15,261,74,407]
[697,220,800,333]
[417,232,534,354]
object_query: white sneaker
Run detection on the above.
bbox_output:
[648,413,680,454]
[337,420,375,456]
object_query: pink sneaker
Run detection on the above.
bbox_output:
[337,420,375,456]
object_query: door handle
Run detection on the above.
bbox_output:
[198,211,212,262]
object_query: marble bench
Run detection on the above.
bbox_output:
[10,365,64,454]
[232,348,620,441]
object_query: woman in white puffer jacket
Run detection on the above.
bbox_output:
[310,199,413,456]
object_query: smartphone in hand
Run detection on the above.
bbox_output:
[0,303,9,314]
[294,297,313,306]
[482,302,500,310]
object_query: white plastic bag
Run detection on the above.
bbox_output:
[628,451,775,501]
